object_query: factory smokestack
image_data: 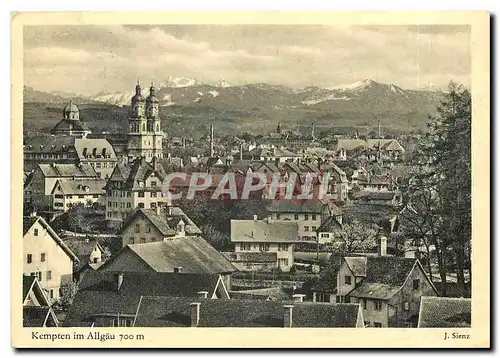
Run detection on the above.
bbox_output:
[210,124,214,158]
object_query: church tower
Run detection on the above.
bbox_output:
[127,81,163,161]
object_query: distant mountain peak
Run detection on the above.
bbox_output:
[217,80,231,88]
[327,79,378,92]
[161,76,203,88]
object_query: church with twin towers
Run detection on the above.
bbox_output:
[127,81,164,161]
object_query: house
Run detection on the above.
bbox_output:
[417,297,471,328]
[132,296,365,328]
[118,206,202,247]
[62,237,105,280]
[23,215,79,300]
[51,179,107,212]
[73,138,118,179]
[97,236,236,290]
[229,287,291,301]
[24,163,99,210]
[22,276,59,327]
[315,214,343,244]
[63,271,231,327]
[104,156,168,228]
[335,138,405,162]
[321,254,438,327]
[230,217,298,272]
[266,201,339,241]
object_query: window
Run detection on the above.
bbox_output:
[107,212,112,218]
[33,229,38,236]
[278,258,289,267]
[304,214,309,220]
[127,203,131,208]
[93,195,99,198]
[345,296,351,303]
[363,298,367,310]
[112,318,132,327]
[413,279,420,290]
[78,195,85,199]
[46,271,52,280]
[374,300,383,311]
[138,192,145,198]
[50,290,54,299]
[146,225,151,233]
[344,275,352,285]
[312,226,317,231]
[259,244,270,252]
[335,296,341,303]
[129,238,134,244]
[276,214,281,220]
[239,243,251,251]
[151,192,157,198]
[151,181,157,187]
[294,214,299,220]
[93,258,99,264]
[135,223,140,233]
[373,322,383,328]
[26,254,32,264]
[304,226,310,232]
[138,203,145,209]
[108,201,112,207]
[320,233,329,238]
[55,194,64,199]
[312,214,317,220]
[140,237,146,244]
[40,253,46,262]
[278,244,288,251]
[127,192,131,197]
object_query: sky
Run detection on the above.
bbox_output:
[23,24,471,96]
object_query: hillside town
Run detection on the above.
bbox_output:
[22,80,471,329]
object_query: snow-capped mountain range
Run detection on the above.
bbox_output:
[73,78,442,112]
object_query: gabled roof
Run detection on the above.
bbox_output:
[347,256,424,300]
[112,238,236,274]
[23,307,59,327]
[222,251,277,263]
[119,208,202,237]
[23,276,50,306]
[132,298,362,328]
[316,215,342,233]
[230,219,298,243]
[22,216,79,262]
[63,271,224,327]
[124,157,167,190]
[229,287,291,301]
[51,179,107,195]
[37,163,98,178]
[418,297,471,328]
[345,257,367,277]
[63,238,104,268]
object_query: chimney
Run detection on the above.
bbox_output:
[210,124,214,158]
[115,273,124,292]
[253,215,258,221]
[154,204,161,216]
[166,202,173,216]
[239,143,243,160]
[267,216,272,224]
[292,294,305,303]
[378,236,388,257]
[173,266,182,273]
[311,123,315,139]
[197,291,209,299]
[283,305,294,328]
[190,302,201,327]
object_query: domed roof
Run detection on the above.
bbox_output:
[63,101,79,114]
[131,82,145,103]
[146,83,159,103]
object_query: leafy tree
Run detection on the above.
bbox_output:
[405,81,471,296]
[57,281,79,310]
[329,220,378,253]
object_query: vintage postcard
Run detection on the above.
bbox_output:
[11,11,490,348]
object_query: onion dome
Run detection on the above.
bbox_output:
[131,81,145,103]
[146,82,159,104]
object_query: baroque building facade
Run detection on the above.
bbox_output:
[127,82,163,161]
